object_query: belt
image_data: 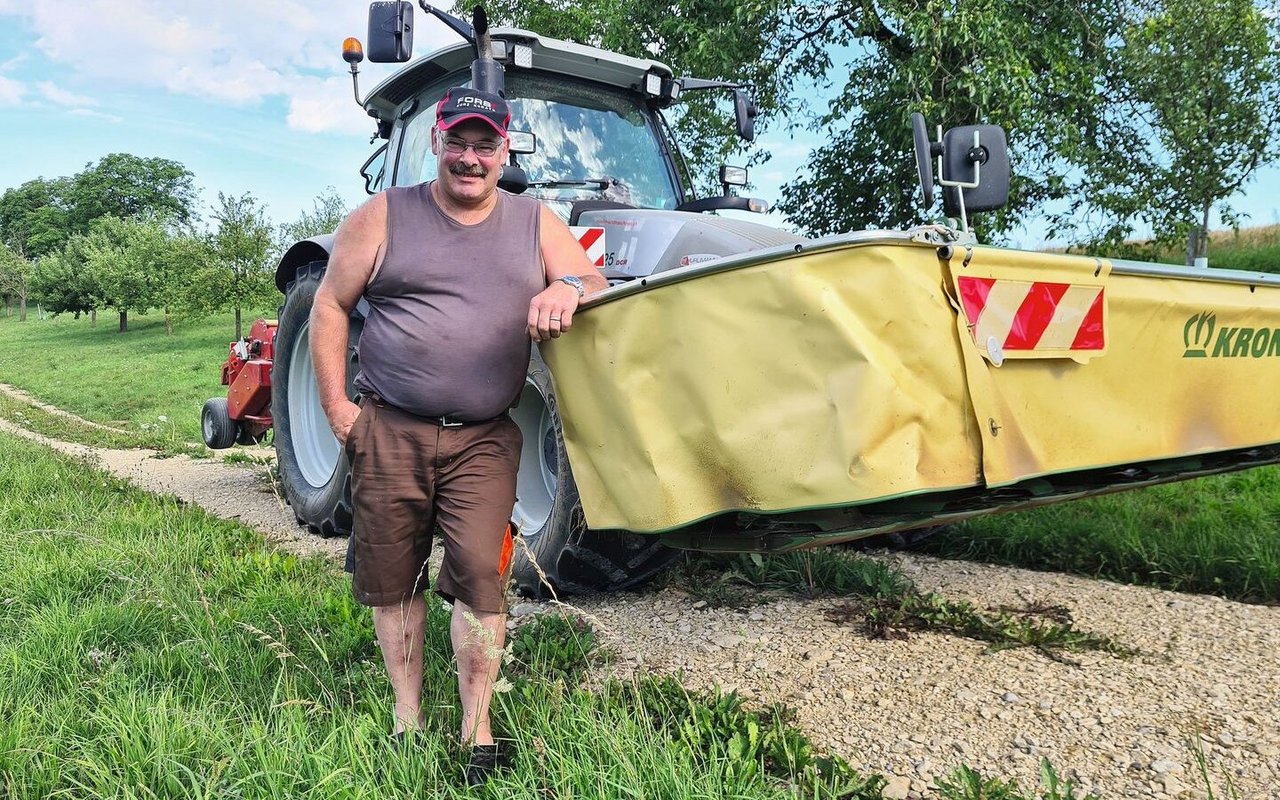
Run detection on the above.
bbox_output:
[361,394,506,428]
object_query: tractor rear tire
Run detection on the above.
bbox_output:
[510,349,680,596]
[201,397,238,450]
[271,261,362,539]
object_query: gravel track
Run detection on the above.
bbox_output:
[3,412,1277,799]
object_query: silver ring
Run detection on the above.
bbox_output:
[549,316,561,322]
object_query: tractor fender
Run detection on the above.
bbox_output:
[275,234,336,293]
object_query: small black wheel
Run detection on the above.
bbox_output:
[202,397,238,449]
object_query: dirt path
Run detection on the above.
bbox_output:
[4,410,1277,799]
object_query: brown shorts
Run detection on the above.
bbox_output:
[345,396,522,613]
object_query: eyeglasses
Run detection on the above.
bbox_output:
[440,136,502,157]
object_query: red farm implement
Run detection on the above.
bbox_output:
[201,318,277,448]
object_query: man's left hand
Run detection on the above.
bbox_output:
[528,281,580,342]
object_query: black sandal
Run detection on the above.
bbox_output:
[465,742,511,786]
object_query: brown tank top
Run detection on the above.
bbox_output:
[353,182,544,420]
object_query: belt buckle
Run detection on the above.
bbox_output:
[440,416,464,428]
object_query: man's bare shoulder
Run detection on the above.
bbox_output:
[335,192,390,243]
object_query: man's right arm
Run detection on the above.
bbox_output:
[310,193,387,445]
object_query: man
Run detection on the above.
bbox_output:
[310,86,606,783]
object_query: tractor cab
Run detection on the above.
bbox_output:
[347,2,762,221]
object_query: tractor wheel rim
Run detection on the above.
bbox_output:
[511,379,557,536]
[287,320,341,488]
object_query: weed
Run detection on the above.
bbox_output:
[845,592,1131,660]
[935,759,1099,799]
[507,612,599,683]
[1190,734,1241,800]
[662,550,911,608]
[599,676,886,799]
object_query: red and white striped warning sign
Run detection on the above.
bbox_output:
[569,226,606,267]
[957,276,1105,359]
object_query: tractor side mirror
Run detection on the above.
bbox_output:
[733,89,757,142]
[368,1,414,63]
[910,114,1010,232]
[508,130,537,155]
[940,124,1009,217]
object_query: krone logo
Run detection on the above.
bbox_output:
[1182,311,1280,359]
[1183,311,1215,357]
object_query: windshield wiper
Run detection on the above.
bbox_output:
[526,178,613,190]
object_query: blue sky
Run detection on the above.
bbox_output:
[1,1,1277,246]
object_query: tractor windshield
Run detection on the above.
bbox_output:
[395,71,682,218]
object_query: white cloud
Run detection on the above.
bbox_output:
[287,76,379,135]
[5,0,462,132]
[37,80,98,107]
[69,108,123,123]
[0,75,23,105]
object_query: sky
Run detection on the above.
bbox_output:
[1,1,1277,247]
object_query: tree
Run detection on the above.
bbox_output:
[0,177,74,259]
[202,192,276,339]
[156,231,214,333]
[28,242,100,321]
[1076,0,1280,263]
[80,216,169,333]
[67,153,198,232]
[2,155,196,266]
[0,243,31,321]
[277,187,349,249]
[484,0,1122,238]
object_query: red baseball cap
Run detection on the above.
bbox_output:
[436,88,511,138]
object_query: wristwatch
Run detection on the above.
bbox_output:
[555,274,585,298]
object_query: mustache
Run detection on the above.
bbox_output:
[449,164,487,178]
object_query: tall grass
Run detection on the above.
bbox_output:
[1207,224,1280,273]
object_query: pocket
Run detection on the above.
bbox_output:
[345,400,375,455]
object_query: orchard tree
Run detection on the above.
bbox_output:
[1077,0,1280,263]
[157,231,214,331]
[81,216,169,333]
[28,243,100,321]
[2,155,196,262]
[0,243,31,321]
[204,192,276,339]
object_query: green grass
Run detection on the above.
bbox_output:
[0,309,262,446]
[1,430,902,799]
[919,468,1280,604]
[1207,224,1280,273]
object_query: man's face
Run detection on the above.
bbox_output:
[432,120,507,207]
